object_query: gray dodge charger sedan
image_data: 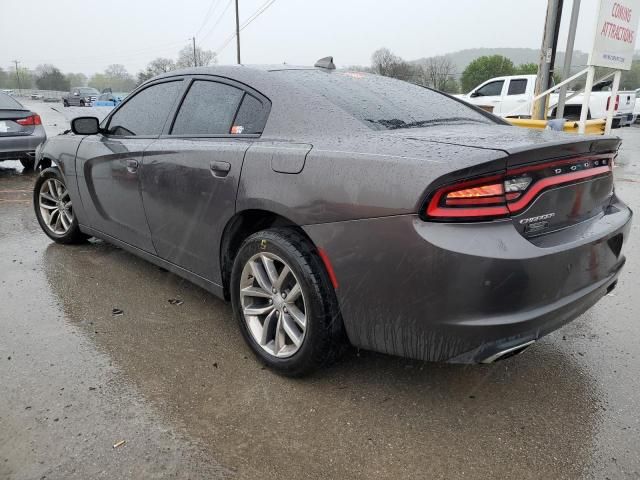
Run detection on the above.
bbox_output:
[33,60,632,375]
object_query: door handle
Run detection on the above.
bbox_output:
[210,161,231,178]
[126,159,139,173]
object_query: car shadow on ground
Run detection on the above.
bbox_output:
[42,239,602,479]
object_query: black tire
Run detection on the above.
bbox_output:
[230,228,346,376]
[33,168,89,244]
[63,100,69,107]
[80,100,85,107]
[20,157,35,171]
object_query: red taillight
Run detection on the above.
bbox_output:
[425,155,613,221]
[606,95,620,111]
[16,114,42,126]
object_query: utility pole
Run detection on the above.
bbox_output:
[235,0,241,64]
[556,0,581,119]
[192,37,198,67]
[532,0,563,120]
[13,60,22,95]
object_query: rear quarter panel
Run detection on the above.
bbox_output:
[236,135,507,225]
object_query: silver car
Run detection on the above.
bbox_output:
[0,92,47,170]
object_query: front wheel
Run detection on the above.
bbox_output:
[33,168,88,244]
[63,100,69,107]
[231,229,346,376]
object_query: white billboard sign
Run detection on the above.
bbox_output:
[589,0,640,70]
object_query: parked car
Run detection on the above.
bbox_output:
[62,87,100,107]
[460,75,636,127]
[93,92,127,107]
[634,88,640,124]
[0,91,46,170]
[32,63,631,375]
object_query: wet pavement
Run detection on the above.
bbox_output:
[1,102,639,479]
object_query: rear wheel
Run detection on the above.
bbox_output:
[33,168,88,244]
[231,229,345,376]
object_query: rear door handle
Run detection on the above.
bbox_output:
[126,159,139,173]
[210,161,231,178]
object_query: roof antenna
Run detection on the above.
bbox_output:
[314,56,336,70]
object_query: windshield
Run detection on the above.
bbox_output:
[275,70,494,131]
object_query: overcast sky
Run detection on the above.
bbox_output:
[0,0,630,76]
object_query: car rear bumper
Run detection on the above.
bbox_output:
[0,127,47,160]
[303,197,632,363]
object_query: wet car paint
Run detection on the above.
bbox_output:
[1,120,640,479]
[34,67,630,364]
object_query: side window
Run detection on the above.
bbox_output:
[107,81,182,136]
[476,80,504,97]
[507,79,527,95]
[232,94,268,134]
[171,80,243,135]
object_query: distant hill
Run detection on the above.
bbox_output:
[412,48,590,77]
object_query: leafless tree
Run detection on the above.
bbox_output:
[176,45,217,68]
[371,48,417,82]
[421,56,457,91]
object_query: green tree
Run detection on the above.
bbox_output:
[35,64,70,91]
[515,63,538,75]
[460,55,515,92]
[5,66,34,90]
[620,60,639,90]
[89,64,136,92]
[66,72,88,88]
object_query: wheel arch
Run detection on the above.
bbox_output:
[220,209,318,300]
[35,156,55,173]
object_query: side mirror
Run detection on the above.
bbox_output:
[470,91,480,98]
[71,117,100,135]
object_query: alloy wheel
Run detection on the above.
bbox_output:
[240,252,307,358]
[38,178,74,235]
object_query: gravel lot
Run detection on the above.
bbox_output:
[1,101,639,479]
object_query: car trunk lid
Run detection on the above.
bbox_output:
[389,123,620,237]
[0,109,35,137]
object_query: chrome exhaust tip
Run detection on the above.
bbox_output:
[481,340,535,364]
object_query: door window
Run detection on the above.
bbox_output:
[232,94,269,134]
[107,81,182,136]
[476,80,504,97]
[171,80,243,135]
[507,79,527,95]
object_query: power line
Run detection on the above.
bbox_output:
[214,0,277,55]
[195,0,221,37]
[200,0,234,43]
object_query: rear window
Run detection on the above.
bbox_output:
[273,70,493,131]
[0,93,24,110]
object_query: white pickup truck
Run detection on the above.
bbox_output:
[460,74,637,128]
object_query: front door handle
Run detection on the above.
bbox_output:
[126,159,139,173]
[210,161,231,178]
